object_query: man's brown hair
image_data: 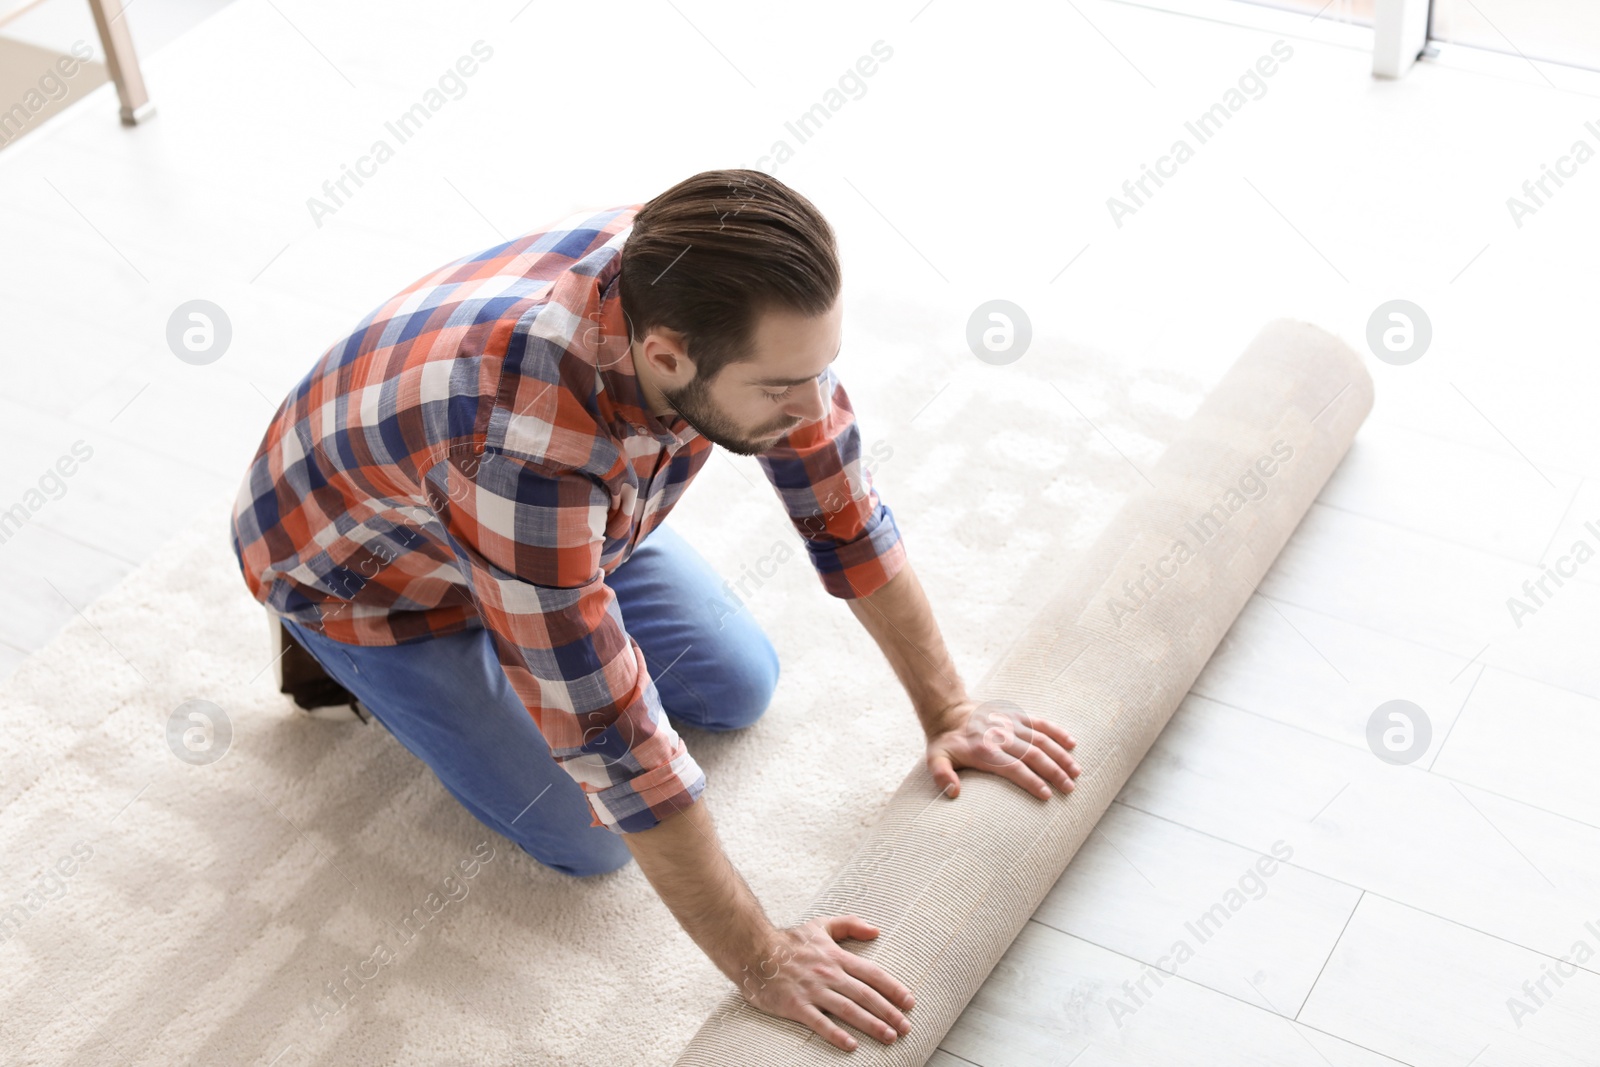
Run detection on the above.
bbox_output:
[619,169,841,383]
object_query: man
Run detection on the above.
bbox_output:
[230,169,1081,1052]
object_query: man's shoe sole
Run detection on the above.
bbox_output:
[302,700,373,724]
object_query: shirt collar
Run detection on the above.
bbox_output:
[592,239,699,448]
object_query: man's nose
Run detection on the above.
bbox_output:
[784,376,827,421]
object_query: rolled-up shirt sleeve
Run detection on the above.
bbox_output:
[422,446,705,834]
[756,365,908,599]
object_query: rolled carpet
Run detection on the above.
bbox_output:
[671,318,1374,1065]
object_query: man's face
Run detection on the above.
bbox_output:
[660,295,842,456]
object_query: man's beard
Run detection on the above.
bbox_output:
[662,374,798,456]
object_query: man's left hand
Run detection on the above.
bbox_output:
[922,700,1081,801]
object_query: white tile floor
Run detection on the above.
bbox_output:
[2,0,1597,1062]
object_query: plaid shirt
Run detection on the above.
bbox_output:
[230,204,907,834]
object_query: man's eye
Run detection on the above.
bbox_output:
[764,387,793,402]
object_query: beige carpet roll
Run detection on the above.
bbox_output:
[672,319,1374,1066]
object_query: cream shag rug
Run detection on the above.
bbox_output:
[0,304,1206,1066]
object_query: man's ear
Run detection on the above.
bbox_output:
[642,326,696,384]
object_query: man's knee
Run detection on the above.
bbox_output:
[698,638,780,732]
[520,841,633,879]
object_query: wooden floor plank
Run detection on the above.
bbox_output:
[1034,803,1361,1019]
[0,394,235,562]
[1314,421,1588,568]
[0,520,135,652]
[939,920,1407,1067]
[1260,504,1600,698]
[0,641,30,687]
[1431,668,1600,829]
[1122,696,1600,975]
[1194,592,1483,759]
[1298,894,1600,1067]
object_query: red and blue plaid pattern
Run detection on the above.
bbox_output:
[230,204,907,833]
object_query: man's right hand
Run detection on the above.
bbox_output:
[621,798,916,1052]
[736,914,916,1052]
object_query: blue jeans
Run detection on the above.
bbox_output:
[279,521,780,878]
